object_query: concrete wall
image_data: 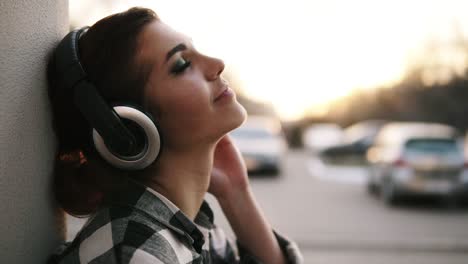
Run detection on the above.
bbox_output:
[0,0,68,262]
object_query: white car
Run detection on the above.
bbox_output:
[366,122,468,205]
[230,116,287,175]
[302,123,343,154]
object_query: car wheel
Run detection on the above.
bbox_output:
[268,166,280,177]
[442,193,459,209]
[367,181,379,195]
[366,167,379,195]
[381,178,398,206]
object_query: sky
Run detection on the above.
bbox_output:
[70,0,468,120]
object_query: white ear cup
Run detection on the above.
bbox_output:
[92,106,160,170]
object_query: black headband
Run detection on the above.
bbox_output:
[54,27,138,156]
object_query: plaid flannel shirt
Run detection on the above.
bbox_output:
[49,180,303,263]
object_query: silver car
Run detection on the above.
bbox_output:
[366,122,468,205]
[230,116,287,175]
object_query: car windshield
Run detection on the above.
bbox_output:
[404,138,461,156]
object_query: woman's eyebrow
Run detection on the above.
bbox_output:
[165,43,187,62]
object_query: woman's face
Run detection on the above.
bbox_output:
[137,21,246,149]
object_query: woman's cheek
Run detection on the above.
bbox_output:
[173,80,210,113]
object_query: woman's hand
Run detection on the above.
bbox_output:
[208,136,288,264]
[208,135,250,200]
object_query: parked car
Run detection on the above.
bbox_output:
[320,120,386,162]
[230,116,287,175]
[302,123,343,154]
[366,122,468,205]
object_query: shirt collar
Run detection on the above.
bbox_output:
[104,179,214,253]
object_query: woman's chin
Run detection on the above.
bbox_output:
[217,102,247,136]
[231,102,248,128]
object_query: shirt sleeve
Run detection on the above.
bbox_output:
[237,230,304,264]
[209,226,304,264]
[272,230,304,264]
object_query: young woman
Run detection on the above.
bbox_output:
[48,7,302,264]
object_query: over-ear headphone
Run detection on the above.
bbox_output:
[53,27,161,170]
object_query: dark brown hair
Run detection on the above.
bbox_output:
[47,7,158,216]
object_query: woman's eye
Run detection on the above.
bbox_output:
[170,58,191,75]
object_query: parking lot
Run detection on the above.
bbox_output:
[207,150,468,264]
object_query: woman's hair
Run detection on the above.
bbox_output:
[47,7,158,217]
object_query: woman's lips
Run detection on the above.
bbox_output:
[214,87,233,102]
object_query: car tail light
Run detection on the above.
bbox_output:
[393,158,407,167]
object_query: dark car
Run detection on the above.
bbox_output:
[320,120,386,163]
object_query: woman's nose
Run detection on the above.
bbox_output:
[205,56,225,81]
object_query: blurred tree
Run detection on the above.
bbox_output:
[322,27,468,133]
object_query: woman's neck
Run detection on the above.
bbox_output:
[142,144,216,220]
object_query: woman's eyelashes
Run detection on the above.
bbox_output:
[170,57,191,75]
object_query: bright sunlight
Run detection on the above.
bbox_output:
[70,0,468,120]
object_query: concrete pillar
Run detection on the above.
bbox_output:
[0,0,68,262]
